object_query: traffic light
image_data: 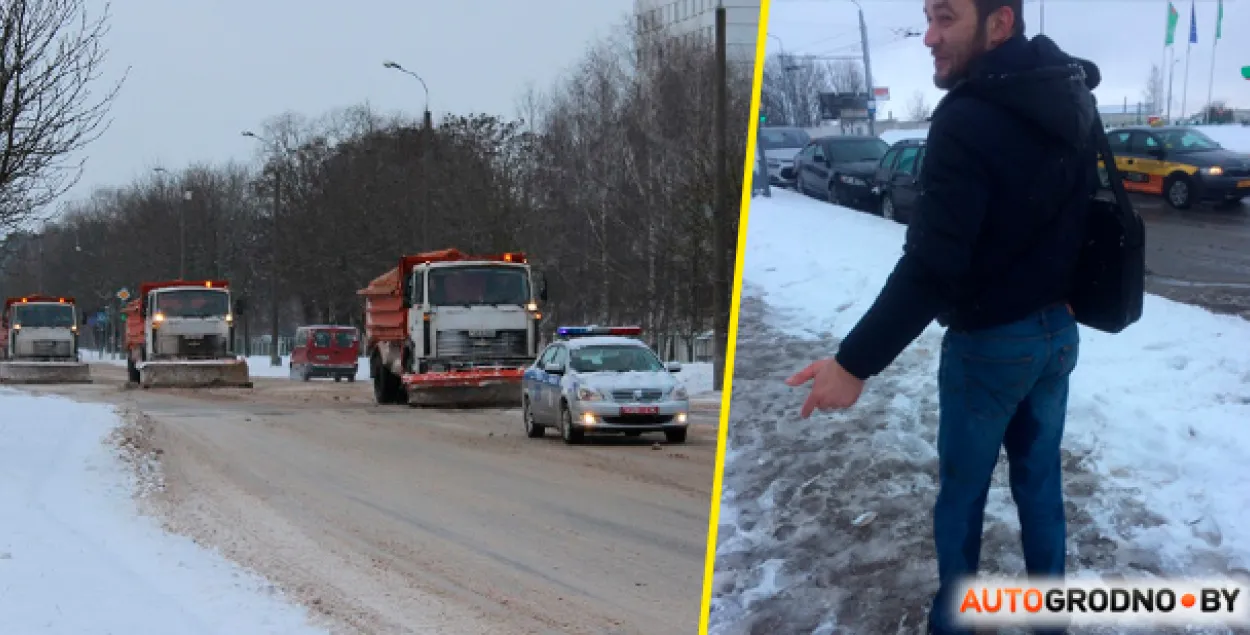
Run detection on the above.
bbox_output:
[1242,66,1250,79]
[759,112,768,124]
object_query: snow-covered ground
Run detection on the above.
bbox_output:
[83,351,719,397]
[710,188,1250,634]
[0,389,327,634]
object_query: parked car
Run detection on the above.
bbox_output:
[1101,126,1250,209]
[871,138,928,224]
[787,135,891,203]
[289,324,360,382]
[758,126,812,188]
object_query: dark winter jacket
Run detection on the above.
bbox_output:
[834,34,1101,381]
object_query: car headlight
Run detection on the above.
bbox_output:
[1202,166,1224,176]
[576,385,603,401]
[671,385,688,400]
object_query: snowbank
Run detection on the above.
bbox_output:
[0,389,326,634]
[713,188,1250,631]
[83,350,716,394]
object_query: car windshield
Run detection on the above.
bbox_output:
[153,289,230,318]
[427,266,530,306]
[759,128,810,150]
[1156,129,1222,152]
[569,345,664,373]
[311,330,356,348]
[12,303,74,328]
[827,138,890,163]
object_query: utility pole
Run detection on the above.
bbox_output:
[270,168,281,367]
[180,190,192,279]
[712,3,729,392]
[855,0,877,137]
[242,130,284,367]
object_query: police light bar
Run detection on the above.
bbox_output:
[555,325,643,339]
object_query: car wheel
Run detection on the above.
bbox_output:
[881,194,897,221]
[523,398,545,439]
[1164,174,1194,210]
[827,179,842,206]
[560,405,584,445]
[665,427,688,444]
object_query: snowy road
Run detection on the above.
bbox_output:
[710,189,1250,635]
[0,389,327,635]
[26,363,720,635]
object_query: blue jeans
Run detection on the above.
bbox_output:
[927,303,1080,635]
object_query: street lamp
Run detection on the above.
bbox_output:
[383,59,435,248]
[153,167,192,280]
[383,60,432,130]
[242,130,283,368]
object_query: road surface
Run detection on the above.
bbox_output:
[29,363,721,635]
[1133,195,1250,319]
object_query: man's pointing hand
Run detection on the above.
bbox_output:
[785,358,865,418]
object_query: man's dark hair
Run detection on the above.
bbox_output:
[973,0,1026,37]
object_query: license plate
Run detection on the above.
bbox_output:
[620,405,659,415]
[184,334,203,340]
[1238,179,1250,188]
[315,355,330,360]
[467,330,496,338]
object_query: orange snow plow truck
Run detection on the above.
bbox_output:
[0,295,91,384]
[359,248,546,407]
[122,279,252,389]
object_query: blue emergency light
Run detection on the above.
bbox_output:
[555,325,643,339]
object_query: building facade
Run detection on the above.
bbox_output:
[634,0,760,63]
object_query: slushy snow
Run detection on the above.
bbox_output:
[712,149,1250,633]
[0,389,328,634]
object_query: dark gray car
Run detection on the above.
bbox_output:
[789,135,891,202]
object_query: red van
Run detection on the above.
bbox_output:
[289,325,360,382]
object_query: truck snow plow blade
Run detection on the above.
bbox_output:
[403,368,523,408]
[137,359,253,389]
[0,361,92,384]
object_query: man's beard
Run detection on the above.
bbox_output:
[932,22,991,90]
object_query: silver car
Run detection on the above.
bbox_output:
[521,329,690,445]
[759,126,811,188]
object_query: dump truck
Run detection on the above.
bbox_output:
[122,279,252,388]
[0,295,92,384]
[359,248,546,407]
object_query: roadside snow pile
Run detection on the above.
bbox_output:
[711,188,1250,633]
[0,389,328,634]
[676,362,715,396]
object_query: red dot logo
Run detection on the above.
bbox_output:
[1182,593,1196,608]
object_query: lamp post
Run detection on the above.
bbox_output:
[242,130,283,367]
[153,167,192,280]
[383,59,434,248]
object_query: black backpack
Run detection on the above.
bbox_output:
[1069,116,1146,334]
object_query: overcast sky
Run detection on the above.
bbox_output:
[65,0,634,202]
[766,0,1248,121]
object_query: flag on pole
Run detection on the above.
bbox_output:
[1165,1,1179,45]
[1215,0,1223,40]
[1189,0,1198,44]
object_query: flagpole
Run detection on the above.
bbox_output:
[1181,0,1194,120]
[1205,0,1221,124]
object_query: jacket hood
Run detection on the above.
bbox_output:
[946,35,1099,149]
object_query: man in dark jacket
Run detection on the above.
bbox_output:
[785,0,1100,633]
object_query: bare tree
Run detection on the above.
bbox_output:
[1142,63,1165,116]
[906,91,931,122]
[827,60,865,95]
[0,0,126,231]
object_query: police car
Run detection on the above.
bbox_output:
[521,326,690,445]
